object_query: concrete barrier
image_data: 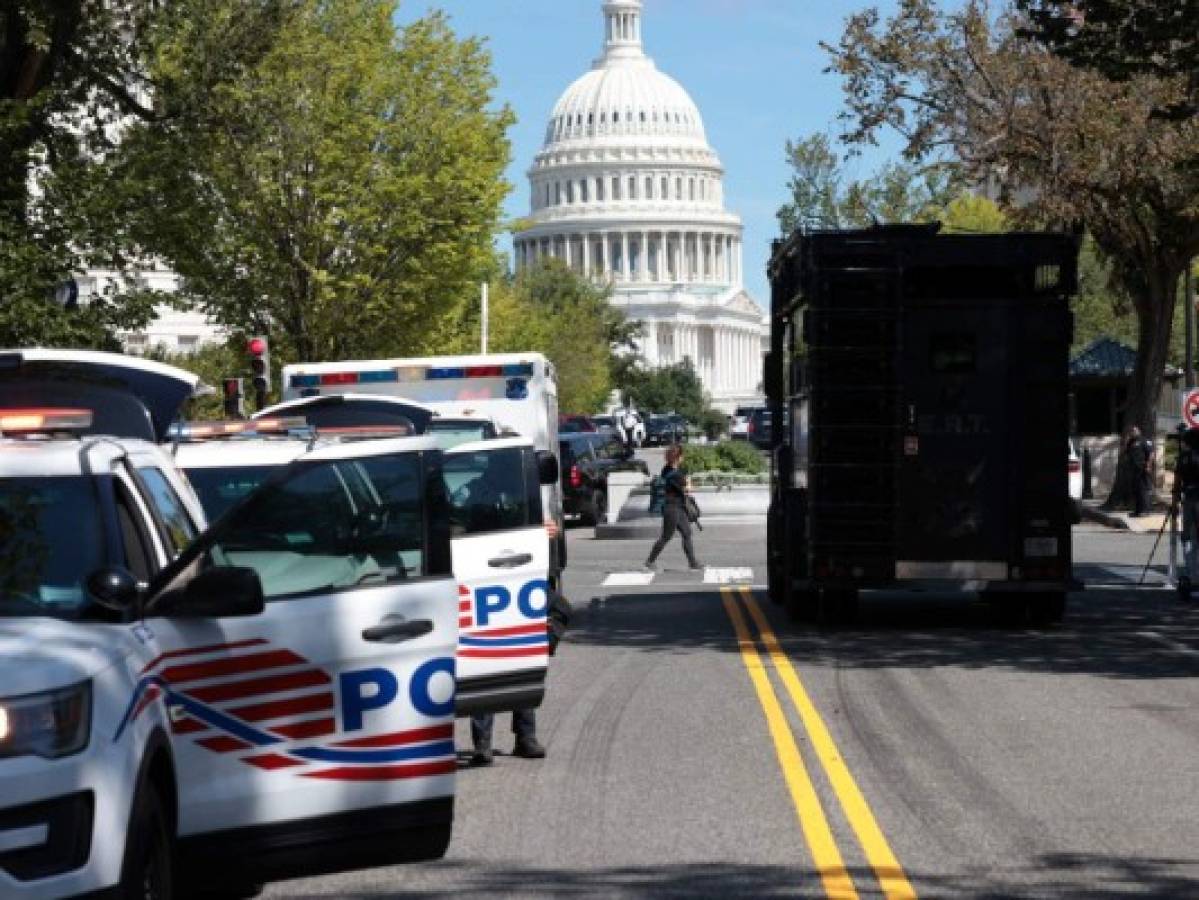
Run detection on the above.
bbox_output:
[605,471,648,525]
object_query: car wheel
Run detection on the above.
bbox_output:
[120,784,173,900]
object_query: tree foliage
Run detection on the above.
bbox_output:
[824,0,1199,451]
[0,0,291,348]
[777,133,961,233]
[118,1,513,366]
[1016,0,1199,118]
[619,361,708,423]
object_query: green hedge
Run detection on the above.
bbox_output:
[682,441,766,475]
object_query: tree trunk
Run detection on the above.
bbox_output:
[1102,269,1179,509]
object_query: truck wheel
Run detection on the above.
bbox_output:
[817,588,859,628]
[1028,592,1066,627]
[120,785,173,900]
[786,586,817,623]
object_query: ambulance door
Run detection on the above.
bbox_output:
[138,442,458,879]
[444,443,550,716]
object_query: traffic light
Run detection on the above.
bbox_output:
[248,336,271,407]
[222,377,245,419]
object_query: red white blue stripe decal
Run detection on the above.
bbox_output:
[116,640,455,780]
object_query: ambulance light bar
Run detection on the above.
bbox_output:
[171,417,309,440]
[289,362,535,389]
[0,408,94,435]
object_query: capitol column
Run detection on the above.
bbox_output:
[582,233,592,278]
[621,232,631,282]
[640,230,649,282]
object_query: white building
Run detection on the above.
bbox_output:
[513,0,765,411]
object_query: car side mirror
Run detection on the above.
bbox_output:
[159,567,265,619]
[86,566,141,613]
[537,450,560,486]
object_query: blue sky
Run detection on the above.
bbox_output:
[394,0,905,306]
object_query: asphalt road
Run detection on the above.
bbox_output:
[265,522,1199,899]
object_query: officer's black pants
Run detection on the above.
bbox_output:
[647,502,698,567]
[1134,471,1153,516]
[472,709,536,749]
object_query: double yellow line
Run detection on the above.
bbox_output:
[720,586,917,900]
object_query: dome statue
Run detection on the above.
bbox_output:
[514,0,765,411]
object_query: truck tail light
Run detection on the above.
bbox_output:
[1068,459,1081,474]
[570,465,582,488]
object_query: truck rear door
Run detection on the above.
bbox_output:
[897,307,1012,579]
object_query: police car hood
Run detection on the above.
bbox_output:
[0,619,127,695]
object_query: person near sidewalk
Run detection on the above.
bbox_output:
[1172,426,1199,599]
[645,444,702,571]
[471,534,573,767]
[1127,426,1155,517]
[620,402,641,457]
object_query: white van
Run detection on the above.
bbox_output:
[271,354,567,577]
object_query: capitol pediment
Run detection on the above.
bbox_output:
[725,290,763,318]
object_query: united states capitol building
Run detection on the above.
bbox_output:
[513,0,766,411]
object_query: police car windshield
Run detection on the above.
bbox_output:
[184,466,276,521]
[0,477,103,617]
[427,421,491,450]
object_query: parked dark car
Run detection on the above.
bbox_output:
[559,432,650,525]
[747,408,772,449]
[559,414,597,434]
[644,414,690,447]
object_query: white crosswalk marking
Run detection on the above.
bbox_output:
[704,567,754,584]
[602,572,656,587]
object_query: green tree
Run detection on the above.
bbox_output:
[126,1,512,365]
[1017,0,1199,119]
[777,133,961,234]
[0,0,290,348]
[620,362,707,424]
[825,0,1199,464]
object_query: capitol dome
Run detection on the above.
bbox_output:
[514,0,765,410]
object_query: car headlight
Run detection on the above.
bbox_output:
[0,682,91,760]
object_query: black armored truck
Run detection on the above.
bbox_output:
[765,225,1080,625]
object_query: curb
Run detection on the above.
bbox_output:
[595,514,767,541]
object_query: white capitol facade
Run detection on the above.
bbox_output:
[514,0,765,411]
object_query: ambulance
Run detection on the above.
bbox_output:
[0,351,460,899]
[176,423,558,716]
[265,354,567,577]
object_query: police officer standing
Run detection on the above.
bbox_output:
[1172,427,1199,599]
[1127,425,1155,517]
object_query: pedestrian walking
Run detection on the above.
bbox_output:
[644,444,702,571]
[1127,425,1155,517]
[1172,426,1199,599]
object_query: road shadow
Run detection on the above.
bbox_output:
[562,587,1199,681]
[268,854,1199,898]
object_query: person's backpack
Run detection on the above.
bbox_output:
[648,474,667,513]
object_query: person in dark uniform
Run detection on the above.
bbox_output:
[1172,427,1199,599]
[644,444,702,571]
[1127,426,1155,517]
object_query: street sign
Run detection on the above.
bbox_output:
[1183,389,1199,428]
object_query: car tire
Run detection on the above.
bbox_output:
[119,783,173,900]
[1027,591,1066,627]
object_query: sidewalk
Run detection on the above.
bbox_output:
[1081,499,1169,534]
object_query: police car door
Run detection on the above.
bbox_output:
[444,439,550,716]
[139,438,458,871]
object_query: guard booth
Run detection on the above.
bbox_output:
[765,225,1080,625]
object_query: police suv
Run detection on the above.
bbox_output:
[0,352,460,899]
[175,424,558,717]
